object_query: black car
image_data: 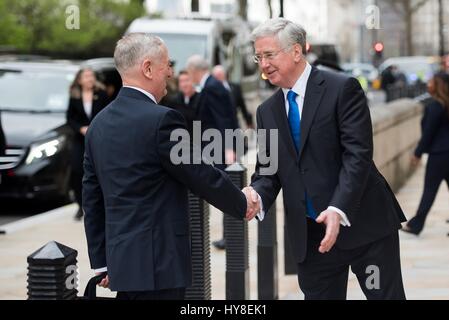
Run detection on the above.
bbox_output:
[0,59,121,201]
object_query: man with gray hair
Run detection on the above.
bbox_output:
[83,33,260,299]
[186,55,239,168]
[245,18,406,299]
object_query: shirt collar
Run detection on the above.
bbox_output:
[123,85,157,104]
[199,73,210,90]
[282,62,312,100]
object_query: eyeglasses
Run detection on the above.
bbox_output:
[253,46,291,64]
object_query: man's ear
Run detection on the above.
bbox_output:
[293,44,303,63]
[142,59,152,79]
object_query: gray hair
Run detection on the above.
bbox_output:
[186,55,210,71]
[251,18,307,54]
[114,33,165,75]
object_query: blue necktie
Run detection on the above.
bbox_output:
[287,90,317,220]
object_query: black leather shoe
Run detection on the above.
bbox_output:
[212,239,226,250]
[74,208,84,221]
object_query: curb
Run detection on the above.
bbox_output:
[0,203,77,235]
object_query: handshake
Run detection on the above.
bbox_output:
[242,186,261,221]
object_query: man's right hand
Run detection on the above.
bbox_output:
[242,186,260,221]
[95,272,109,288]
[80,126,89,136]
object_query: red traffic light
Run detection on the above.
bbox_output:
[374,42,384,53]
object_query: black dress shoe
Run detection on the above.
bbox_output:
[212,239,226,250]
[74,208,84,221]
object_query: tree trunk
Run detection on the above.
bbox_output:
[404,0,413,56]
[266,0,273,18]
[438,0,445,56]
[191,0,199,12]
[238,0,248,20]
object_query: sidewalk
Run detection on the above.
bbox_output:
[0,156,448,300]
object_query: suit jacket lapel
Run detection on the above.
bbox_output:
[298,67,326,160]
[270,89,298,160]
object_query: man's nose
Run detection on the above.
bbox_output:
[260,58,271,70]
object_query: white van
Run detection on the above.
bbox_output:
[125,17,258,89]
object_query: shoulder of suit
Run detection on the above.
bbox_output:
[317,68,352,85]
[258,89,283,113]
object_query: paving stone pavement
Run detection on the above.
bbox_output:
[0,154,448,300]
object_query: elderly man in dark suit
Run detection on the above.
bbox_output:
[83,33,259,300]
[212,65,254,129]
[245,18,406,300]
[186,55,239,168]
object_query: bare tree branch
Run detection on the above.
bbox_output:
[411,0,430,13]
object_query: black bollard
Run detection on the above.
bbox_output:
[224,163,249,300]
[185,191,211,300]
[27,241,78,300]
[257,201,278,300]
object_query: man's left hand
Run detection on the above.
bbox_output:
[316,210,341,254]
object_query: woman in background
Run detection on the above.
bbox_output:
[66,68,109,220]
[403,72,449,235]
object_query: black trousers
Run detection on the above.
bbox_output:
[116,288,185,300]
[296,219,406,300]
[408,152,449,233]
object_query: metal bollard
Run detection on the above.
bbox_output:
[185,191,211,300]
[224,163,249,300]
[257,201,278,300]
[27,241,78,300]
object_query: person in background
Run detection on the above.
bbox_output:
[212,65,254,129]
[186,55,239,168]
[402,72,449,235]
[381,65,398,92]
[159,60,178,107]
[66,68,109,220]
[168,70,198,136]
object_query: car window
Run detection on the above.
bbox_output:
[0,69,75,112]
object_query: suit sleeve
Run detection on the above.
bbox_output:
[66,98,83,134]
[157,110,247,219]
[82,135,106,269]
[329,77,373,220]
[414,103,443,157]
[250,107,282,212]
[206,86,238,133]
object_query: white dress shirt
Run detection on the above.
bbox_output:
[256,62,351,227]
[122,85,157,104]
[83,100,92,119]
[199,73,210,90]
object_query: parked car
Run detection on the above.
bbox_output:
[342,62,379,86]
[306,42,341,70]
[0,59,120,201]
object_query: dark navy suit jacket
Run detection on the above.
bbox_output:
[83,87,246,292]
[251,67,406,263]
[196,75,239,135]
